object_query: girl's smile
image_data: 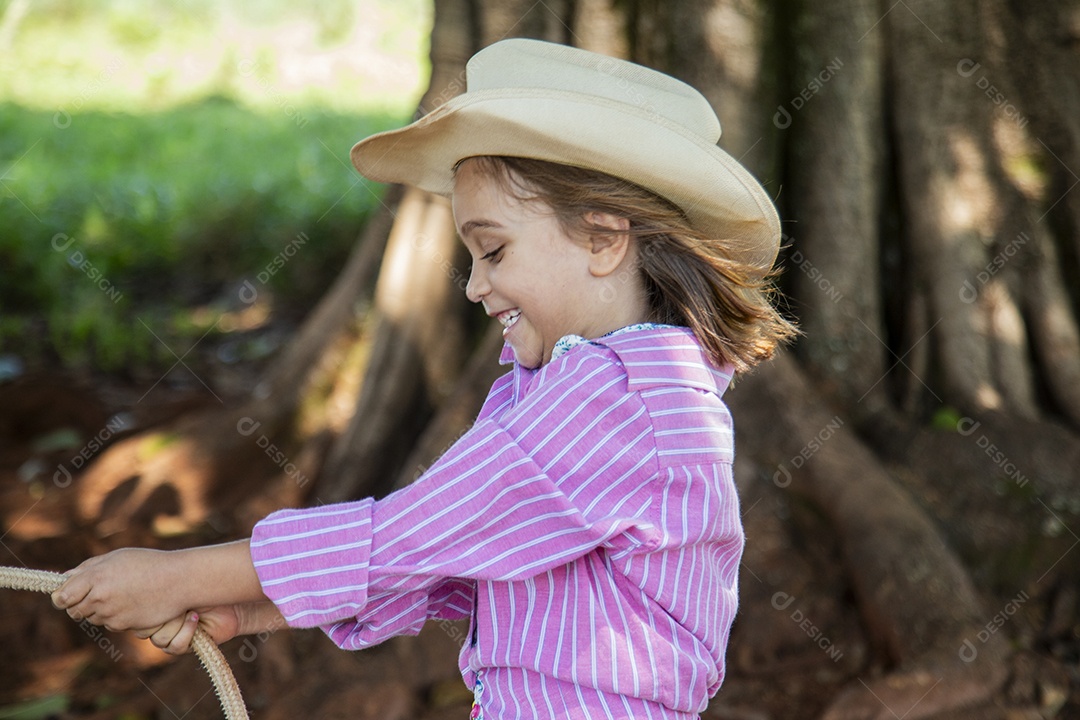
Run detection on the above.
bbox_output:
[495,309,522,336]
[452,158,648,368]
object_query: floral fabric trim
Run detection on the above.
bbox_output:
[470,670,485,719]
[549,323,673,362]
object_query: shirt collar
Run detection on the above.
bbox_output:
[498,323,673,366]
[595,326,734,395]
[499,325,733,396]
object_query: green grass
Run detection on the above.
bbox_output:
[0,0,430,372]
[0,99,405,369]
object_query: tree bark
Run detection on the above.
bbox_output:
[257,185,400,399]
[1003,0,1080,428]
[782,0,886,412]
[887,0,1046,420]
[390,322,506,493]
[317,187,469,501]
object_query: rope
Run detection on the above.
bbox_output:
[0,566,249,719]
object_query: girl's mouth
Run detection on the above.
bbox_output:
[497,309,521,337]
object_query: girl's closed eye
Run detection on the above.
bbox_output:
[481,245,505,263]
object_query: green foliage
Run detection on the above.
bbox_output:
[0,694,69,719]
[0,100,404,371]
[0,0,431,373]
[930,406,964,431]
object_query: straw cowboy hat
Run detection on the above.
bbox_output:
[351,38,780,274]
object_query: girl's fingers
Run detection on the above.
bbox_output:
[65,604,95,624]
[149,612,199,655]
[133,624,164,640]
[51,573,91,610]
[148,618,184,649]
[166,612,200,655]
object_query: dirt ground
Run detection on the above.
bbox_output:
[0,362,1076,719]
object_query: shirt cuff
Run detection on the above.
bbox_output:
[250,500,374,628]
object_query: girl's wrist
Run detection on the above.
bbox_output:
[235,601,286,637]
[173,539,265,609]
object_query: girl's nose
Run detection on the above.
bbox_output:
[466,263,489,303]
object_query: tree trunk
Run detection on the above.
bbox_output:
[782,0,886,413]
[316,186,468,502]
[1004,0,1080,428]
[390,322,506,493]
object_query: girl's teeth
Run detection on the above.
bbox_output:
[501,311,520,334]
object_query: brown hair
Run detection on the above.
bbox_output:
[455,156,798,374]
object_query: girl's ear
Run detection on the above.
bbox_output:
[585,212,631,278]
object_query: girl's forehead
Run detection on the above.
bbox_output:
[452,170,513,240]
[452,164,545,223]
[453,158,535,200]
[452,159,511,199]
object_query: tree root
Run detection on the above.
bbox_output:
[728,353,1010,718]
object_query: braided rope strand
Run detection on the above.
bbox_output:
[0,566,249,720]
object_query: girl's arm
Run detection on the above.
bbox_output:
[51,539,267,632]
[251,356,660,647]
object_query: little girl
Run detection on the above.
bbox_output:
[52,39,795,718]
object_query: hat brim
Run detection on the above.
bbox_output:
[351,88,780,273]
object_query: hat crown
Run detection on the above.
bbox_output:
[466,39,722,143]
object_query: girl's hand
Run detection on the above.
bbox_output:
[52,540,266,633]
[134,602,284,656]
[135,606,241,655]
[52,548,185,631]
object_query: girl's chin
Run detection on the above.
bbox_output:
[510,343,544,369]
[501,319,542,367]
[505,331,545,368]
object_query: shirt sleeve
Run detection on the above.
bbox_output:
[250,350,661,648]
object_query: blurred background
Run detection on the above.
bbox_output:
[0,0,427,376]
[1,0,1078,719]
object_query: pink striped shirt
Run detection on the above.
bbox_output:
[250,326,744,718]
